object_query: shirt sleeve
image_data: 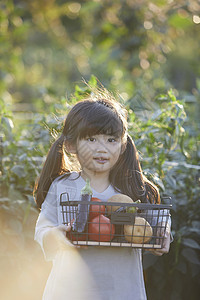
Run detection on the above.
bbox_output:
[34,181,59,260]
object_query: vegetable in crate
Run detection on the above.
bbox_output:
[72,179,92,233]
[66,219,87,241]
[89,197,106,220]
[127,200,141,213]
[106,194,133,214]
[124,217,152,244]
[88,215,115,242]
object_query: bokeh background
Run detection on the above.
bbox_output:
[0,1,199,299]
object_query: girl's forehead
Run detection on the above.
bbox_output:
[78,123,123,139]
[76,114,123,137]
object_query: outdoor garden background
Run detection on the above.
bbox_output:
[0,1,199,299]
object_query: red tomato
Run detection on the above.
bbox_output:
[88,215,115,242]
[89,197,106,220]
[66,219,86,241]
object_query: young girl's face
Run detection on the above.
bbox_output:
[76,134,122,176]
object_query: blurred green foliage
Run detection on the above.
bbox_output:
[1,0,200,104]
[0,0,200,300]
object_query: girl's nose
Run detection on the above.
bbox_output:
[96,141,107,153]
[97,148,107,153]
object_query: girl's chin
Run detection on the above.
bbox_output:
[81,160,115,174]
[82,165,111,175]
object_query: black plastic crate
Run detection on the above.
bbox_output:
[60,193,172,249]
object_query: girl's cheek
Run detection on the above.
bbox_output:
[110,145,121,154]
[78,149,94,166]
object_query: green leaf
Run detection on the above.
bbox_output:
[169,13,192,29]
[17,140,30,147]
[152,175,165,191]
[165,175,177,189]
[88,74,97,87]
[182,248,200,265]
[149,132,155,143]
[151,109,163,120]
[158,151,165,165]
[156,94,168,101]
[168,89,176,102]
[11,165,25,177]
[1,116,14,133]
[182,238,200,250]
[19,153,28,161]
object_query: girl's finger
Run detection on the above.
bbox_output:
[57,224,72,232]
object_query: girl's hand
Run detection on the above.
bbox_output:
[43,225,88,258]
[147,223,171,256]
[43,225,75,257]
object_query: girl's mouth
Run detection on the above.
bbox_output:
[93,157,109,164]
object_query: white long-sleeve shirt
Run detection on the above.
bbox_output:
[35,171,169,300]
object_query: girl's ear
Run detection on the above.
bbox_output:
[64,141,77,154]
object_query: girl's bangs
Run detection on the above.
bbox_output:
[77,110,124,139]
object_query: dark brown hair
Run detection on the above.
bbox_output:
[34,90,160,208]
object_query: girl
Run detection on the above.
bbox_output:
[34,88,171,300]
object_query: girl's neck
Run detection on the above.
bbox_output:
[81,170,110,193]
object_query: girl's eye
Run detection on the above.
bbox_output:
[108,137,116,143]
[87,137,96,142]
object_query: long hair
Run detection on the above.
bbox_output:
[34,89,160,208]
[109,134,160,204]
